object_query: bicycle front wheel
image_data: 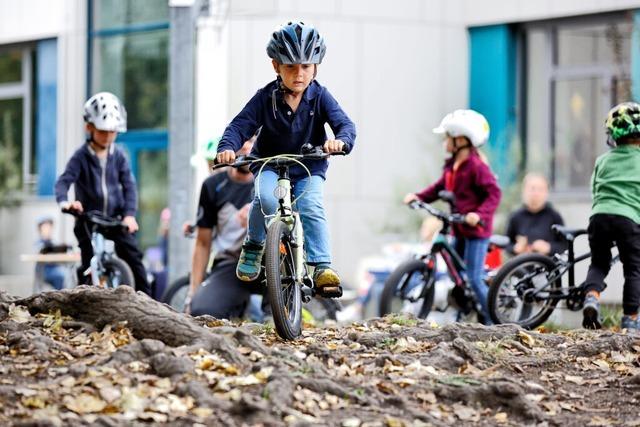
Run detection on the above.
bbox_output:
[265,220,302,340]
[162,275,190,312]
[378,258,435,319]
[101,257,135,289]
[488,253,561,329]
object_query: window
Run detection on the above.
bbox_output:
[89,0,169,249]
[524,15,634,192]
[0,47,35,198]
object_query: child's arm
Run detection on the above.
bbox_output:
[415,175,446,203]
[218,91,263,155]
[473,163,501,219]
[320,89,356,153]
[54,152,82,208]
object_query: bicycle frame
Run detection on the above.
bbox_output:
[264,165,307,286]
[88,227,117,287]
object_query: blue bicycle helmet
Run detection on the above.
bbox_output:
[266,21,326,64]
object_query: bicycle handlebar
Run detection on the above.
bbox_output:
[211,150,346,171]
[408,200,485,228]
[62,208,127,230]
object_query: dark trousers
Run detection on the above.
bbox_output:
[190,259,266,319]
[74,219,151,295]
[585,213,640,315]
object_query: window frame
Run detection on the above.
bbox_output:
[0,43,35,193]
[521,11,634,197]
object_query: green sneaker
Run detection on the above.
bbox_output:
[313,265,341,288]
[236,241,264,282]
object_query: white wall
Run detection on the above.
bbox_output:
[216,0,471,283]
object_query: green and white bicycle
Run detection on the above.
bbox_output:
[213,145,344,340]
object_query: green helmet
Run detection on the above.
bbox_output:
[201,137,220,160]
[605,102,640,145]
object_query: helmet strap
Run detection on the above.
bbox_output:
[87,131,108,150]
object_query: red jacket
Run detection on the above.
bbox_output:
[416,151,501,239]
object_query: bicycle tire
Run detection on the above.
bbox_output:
[265,220,302,340]
[378,258,436,319]
[101,257,135,289]
[488,253,561,329]
[161,275,190,312]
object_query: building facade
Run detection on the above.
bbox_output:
[1,0,639,308]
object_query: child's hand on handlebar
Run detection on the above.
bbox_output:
[60,201,84,213]
[123,216,139,233]
[216,150,236,164]
[323,139,345,153]
[465,212,481,227]
[403,193,419,204]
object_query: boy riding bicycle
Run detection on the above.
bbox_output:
[404,110,501,324]
[216,21,356,294]
[582,102,640,331]
[54,92,151,295]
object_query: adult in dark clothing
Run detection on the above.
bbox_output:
[54,92,150,295]
[505,173,566,256]
[187,139,262,318]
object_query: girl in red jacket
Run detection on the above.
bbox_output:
[404,109,502,324]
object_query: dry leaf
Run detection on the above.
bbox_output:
[21,396,46,409]
[192,406,214,418]
[494,412,508,424]
[64,393,107,414]
[341,418,361,427]
[8,304,31,323]
[517,330,536,348]
[565,375,585,385]
[453,403,479,421]
[416,392,437,404]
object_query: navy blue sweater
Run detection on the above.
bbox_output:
[55,143,137,217]
[217,80,356,179]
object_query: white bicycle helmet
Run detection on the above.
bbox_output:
[83,92,127,132]
[433,109,490,147]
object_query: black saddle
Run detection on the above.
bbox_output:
[551,224,587,242]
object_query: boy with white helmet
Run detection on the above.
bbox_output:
[216,21,356,293]
[54,92,150,295]
[404,109,501,323]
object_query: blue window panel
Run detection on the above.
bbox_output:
[36,39,58,196]
[633,10,640,102]
[116,130,168,178]
[468,24,517,187]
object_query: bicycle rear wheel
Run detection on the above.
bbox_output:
[488,254,561,329]
[265,220,302,340]
[378,258,436,319]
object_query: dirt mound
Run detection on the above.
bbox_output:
[1,286,639,426]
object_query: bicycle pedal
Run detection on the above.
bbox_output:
[316,286,343,298]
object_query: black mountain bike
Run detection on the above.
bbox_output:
[379,196,508,323]
[488,225,619,329]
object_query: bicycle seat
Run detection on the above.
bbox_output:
[551,225,587,241]
[489,234,510,248]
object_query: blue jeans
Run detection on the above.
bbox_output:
[463,237,491,324]
[247,170,331,264]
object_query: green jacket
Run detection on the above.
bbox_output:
[591,144,640,224]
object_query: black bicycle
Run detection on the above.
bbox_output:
[379,196,508,324]
[62,209,135,289]
[488,225,619,329]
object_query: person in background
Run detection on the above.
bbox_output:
[505,173,566,257]
[36,216,70,290]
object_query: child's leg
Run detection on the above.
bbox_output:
[612,216,640,316]
[292,175,331,264]
[73,219,93,285]
[246,170,279,245]
[112,230,151,295]
[463,237,491,324]
[584,214,614,295]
